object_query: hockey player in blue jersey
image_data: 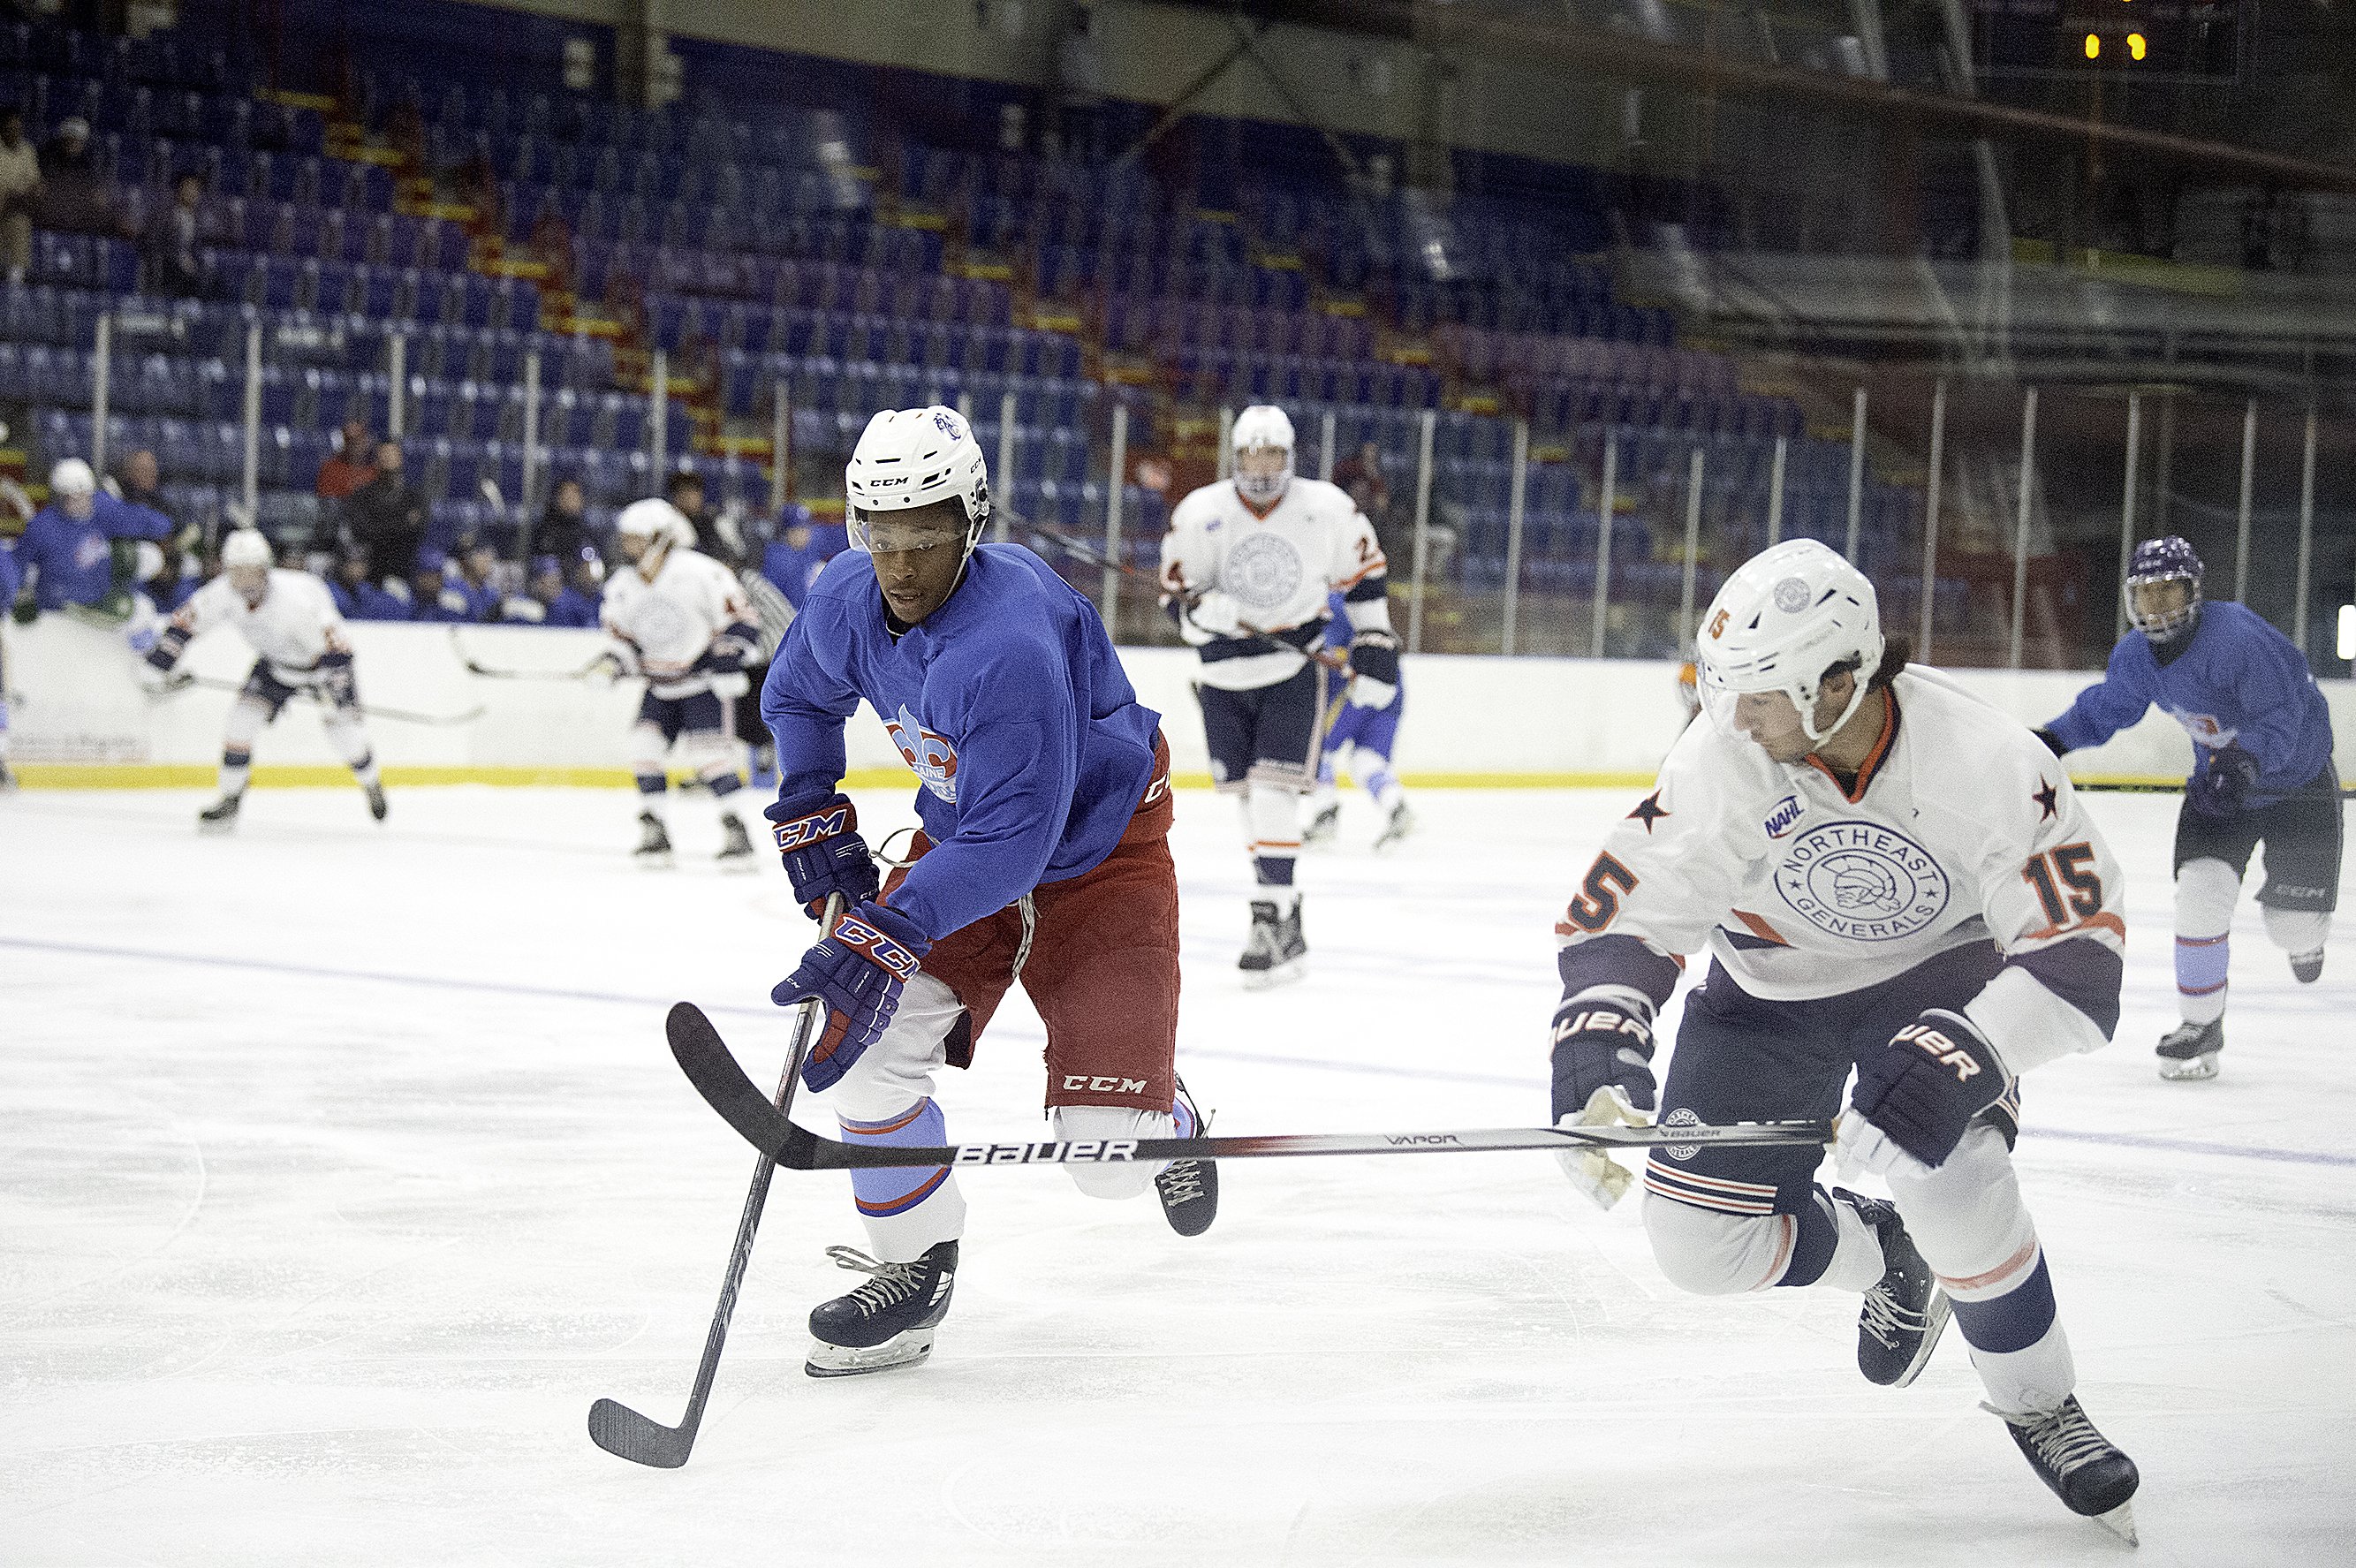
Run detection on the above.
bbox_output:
[759,405,1214,1378]
[0,533,19,789]
[2035,535,2340,1081]
[1302,589,1413,850]
[13,458,173,617]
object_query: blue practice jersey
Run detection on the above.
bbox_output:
[331,579,410,621]
[544,587,602,628]
[2048,601,2334,804]
[19,494,173,610]
[762,542,1163,943]
[0,539,20,606]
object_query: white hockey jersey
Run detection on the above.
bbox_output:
[168,569,350,680]
[1556,668,2126,1076]
[600,545,754,700]
[1159,475,1386,691]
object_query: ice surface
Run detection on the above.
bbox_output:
[4,783,2352,1565]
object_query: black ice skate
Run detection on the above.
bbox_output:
[1238,896,1307,989]
[0,759,18,791]
[1373,799,1417,852]
[1986,1395,2141,1544]
[633,810,673,867]
[1838,1188,1951,1388]
[2291,949,2325,984]
[365,783,388,822]
[716,811,756,872]
[1155,1078,1218,1238]
[197,793,242,832]
[806,1240,958,1377]
[1302,800,1340,847]
[2155,1016,2223,1081]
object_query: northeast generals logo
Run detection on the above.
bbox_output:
[1773,820,1951,941]
[1224,530,1304,611]
[885,703,960,803]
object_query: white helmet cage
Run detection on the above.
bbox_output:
[1230,404,1296,508]
[614,496,696,549]
[1694,538,1884,746]
[220,528,273,570]
[845,405,992,554]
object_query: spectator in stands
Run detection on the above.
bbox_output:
[37,117,110,238]
[314,419,376,501]
[405,548,468,624]
[667,470,739,565]
[503,554,594,626]
[535,475,591,563]
[447,537,503,622]
[0,107,38,284]
[341,440,426,587]
[759,502,832,610]
[330,546,407,621]
[1334,440,1393,535]
[117,448,170,516]
[142,170,211,299]
[14,458,172,617]
[553,549,604,627]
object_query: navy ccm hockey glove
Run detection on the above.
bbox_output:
[1346,627,1401,709]
[775,900,931,1093]
[2188,743,2261,819]
[764,789,882,917]
[1845,1008,2010,1171]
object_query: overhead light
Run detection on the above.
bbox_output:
[2084,32,2101,58]
[2338,604,2355,661]
[2127,32,2147,59]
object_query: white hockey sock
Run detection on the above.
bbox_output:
[324,716,379,789]
[635,776,668,824]
[2175,857,2239,1024]
[1820,1194,1887,1292]
[1246,778,1299,887]
[2264,904,2329,956]
[1050,1103,1182,1200]
[218,698,265,797]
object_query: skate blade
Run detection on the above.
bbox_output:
[1885,1291,1954,1390]
[196,819,237,835]
[805,1328,936,1378]
[2156,1053,2218,1082]
[1240,956,1307,990]
[716,854,759,875]
[2092,1500,2139,1547]
[633,852,675,870]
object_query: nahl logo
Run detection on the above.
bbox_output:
[1061,1073,1148,1095]
[1762,794,1805,839]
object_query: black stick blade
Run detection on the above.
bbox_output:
[587,1398,693,1468]
[667,1001,797,1162]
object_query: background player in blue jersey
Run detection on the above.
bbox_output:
[1303,588,1413,850]
[760,405,1216,1378]
[2036,536,2341,1081]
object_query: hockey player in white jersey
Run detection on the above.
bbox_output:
[1160,405,1396,984]
[140,528,386,830]
[1549,539,2140,1540]
[601,497,762,868]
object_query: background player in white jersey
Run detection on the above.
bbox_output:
[140,528,385,830]
[1550,540,2140,1541]
[600,497,762,868]
[1159,405,1396,983]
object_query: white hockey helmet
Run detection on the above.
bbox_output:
[615,496,695,549]
[1230,404,1295,508]
[844,405,991,554]
[50,456,95,499]
[1695,538,1883,746]
[221,528,272,569]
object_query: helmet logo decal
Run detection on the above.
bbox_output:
[1772,578,1809,613]
[933,410,965,439]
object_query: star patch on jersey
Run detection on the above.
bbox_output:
[2033,777,2059,822]
[1628,792,1670,832]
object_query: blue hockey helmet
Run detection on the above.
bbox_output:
[2125,536,2202,641]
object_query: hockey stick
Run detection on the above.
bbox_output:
[667,1002,1829,1171]
[447,628,621,683]
[148,670,486,727]
[588,894,847,1469]
[1017,513,1355,676]
[2072,778,2356,799]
